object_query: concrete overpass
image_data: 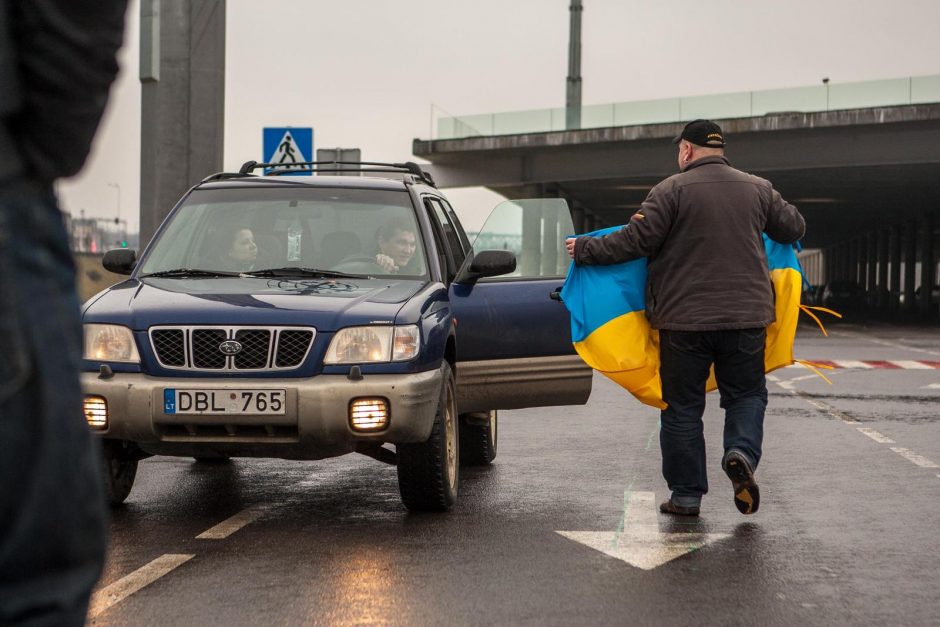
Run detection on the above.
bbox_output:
[414,104,940,320]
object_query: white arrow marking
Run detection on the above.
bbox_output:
[557,492,730,570]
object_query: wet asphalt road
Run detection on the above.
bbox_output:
[90,323,940,626]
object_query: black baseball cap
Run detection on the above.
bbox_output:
[672,119,726,148]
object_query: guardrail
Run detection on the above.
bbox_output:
[435,75,940,140]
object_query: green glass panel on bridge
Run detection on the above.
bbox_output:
[433,74,940,140]
[752,85,827,116]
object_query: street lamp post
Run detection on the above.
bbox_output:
[822,77,830,111]
[107,181,121,223]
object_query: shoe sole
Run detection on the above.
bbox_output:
[724,455,760,515]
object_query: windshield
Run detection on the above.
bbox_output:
[139,186,428,279]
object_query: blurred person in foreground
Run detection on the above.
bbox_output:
[566,120,805,517]
[0,1,128,624]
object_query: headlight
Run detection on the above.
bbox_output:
[324,325,420,364]
[83,324,140,363]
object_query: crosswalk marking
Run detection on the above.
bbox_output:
[887,360,933,369]
[786,360,939,369]
[832,360,874,369]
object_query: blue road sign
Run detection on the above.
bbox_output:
[263,127,313,176]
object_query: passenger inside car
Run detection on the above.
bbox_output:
[213,223,258,271]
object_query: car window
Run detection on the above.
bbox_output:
[426,197,467,272]
[436,198,472,258]
[138,187,428,278]
[470,198,573,279]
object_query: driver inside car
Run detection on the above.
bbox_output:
[374,218,417,273]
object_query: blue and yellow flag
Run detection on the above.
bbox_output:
[561,227,815,409]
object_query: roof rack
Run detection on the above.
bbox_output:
[237,160,436,188]
[199,171,251,184]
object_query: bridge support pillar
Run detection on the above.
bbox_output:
[889,224,902,313]
[877,229,889,309]
[866,232,877,296]
[919,212,936,317]
[571,206,585,234]
[139,0,226,247]
[903,220,918,313]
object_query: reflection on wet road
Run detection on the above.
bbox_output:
[92,324,940,625]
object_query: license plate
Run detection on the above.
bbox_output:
[164,389,286,415]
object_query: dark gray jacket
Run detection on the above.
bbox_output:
[0,0,127,183]
[573,155,805,331]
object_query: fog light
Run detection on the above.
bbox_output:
[349,398,389,431]
[84,396,108,430]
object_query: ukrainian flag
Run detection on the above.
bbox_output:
[561,227,806,409]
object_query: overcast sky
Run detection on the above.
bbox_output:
[59,0,940,233]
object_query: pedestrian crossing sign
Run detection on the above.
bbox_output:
[263,127,314,176]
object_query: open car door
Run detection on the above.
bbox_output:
[449,199,592,412]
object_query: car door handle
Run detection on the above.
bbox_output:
[549,288,563,302]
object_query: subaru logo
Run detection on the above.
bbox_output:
[219,340,243,355]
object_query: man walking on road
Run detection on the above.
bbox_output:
[565,120,805,517]
[0,1,128,624]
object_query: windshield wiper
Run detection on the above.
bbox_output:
[241,267,369,279]
[140,268,244,278]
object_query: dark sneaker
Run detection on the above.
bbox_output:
[723,450,760,515]
[659,499,700,517]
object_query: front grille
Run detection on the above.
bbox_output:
[276,330,314,367]
[151,329,185,366]
[192,329,227,369]
[234,329,271,369]
[150,326,315,372]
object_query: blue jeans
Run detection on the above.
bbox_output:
[659,328,768,507]
[0,179,107,625]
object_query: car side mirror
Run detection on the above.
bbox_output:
[102,248,137,275]
[457,250,516,284]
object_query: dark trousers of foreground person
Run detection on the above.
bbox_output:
[0,179,107,626]
[658,328,768,506]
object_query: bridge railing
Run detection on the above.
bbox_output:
[434,74,940,140]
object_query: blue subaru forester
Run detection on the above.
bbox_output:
[81,161,591,511]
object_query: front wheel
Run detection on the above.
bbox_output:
[397,363,459,511]
[459,410,497,466]
[102,439,139,505]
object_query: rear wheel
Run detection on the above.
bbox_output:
[397,363,459,511]
[459,410,497,466]
[102,439,138,505]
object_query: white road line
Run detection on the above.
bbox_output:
[799,396,860,425]
[890,448,940,469]
[196,505,271,540]
[857,428,895,444]
[923,383,940,389]
[832,360,874,369]
[888,360,933,370]
[88,554,194,618]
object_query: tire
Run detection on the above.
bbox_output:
[397,362,459,511]
[102,439,138,506]
[459,410,497,466]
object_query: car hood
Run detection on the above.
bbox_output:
[82,276,425,331]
